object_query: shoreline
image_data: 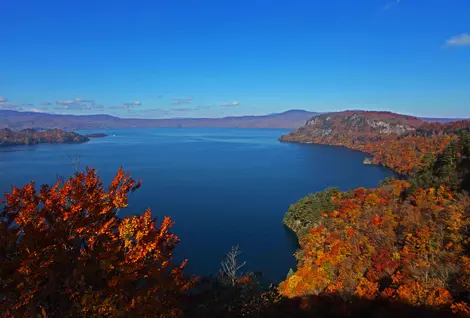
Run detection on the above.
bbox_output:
[279,137,403,239]
[279,138,405,177]
[0,129,111,149]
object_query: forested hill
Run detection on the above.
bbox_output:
[278,109,470,316]
[281,110,470,139]
[280,110,470,175]
[0,128,89,147]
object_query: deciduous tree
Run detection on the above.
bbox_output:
[0,167,195,317]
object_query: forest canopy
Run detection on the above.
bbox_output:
[280,114,470,316]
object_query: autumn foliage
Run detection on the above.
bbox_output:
[279,181,470,310]
[281,111,470,176]
[285,127,455,175]
[0,168,195,317]
[280,114,470,316]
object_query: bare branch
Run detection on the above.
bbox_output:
[66,153,82,175]
[219,245,246,286]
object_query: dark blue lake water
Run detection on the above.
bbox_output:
[0,128,394,282]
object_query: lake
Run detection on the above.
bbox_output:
[0,128,395,282]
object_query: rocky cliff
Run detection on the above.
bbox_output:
[280,111,423,143]
[279,110,470,176]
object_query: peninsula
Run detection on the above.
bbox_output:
[280,110,470,175]
[277,110,470,316]
[0,128,89,147]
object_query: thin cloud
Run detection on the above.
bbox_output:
[169,104,214,112]
[445,33,470,47]
[56,100,105,111]
[89,103,104,109]
[0,96,7,103]
[56,98,98,107]
[122,101,142,107]
[75,98,95,103]
[21,103,34,107]
[220,101,239,107]
[61,103,88,110]
[139,108,168,115]
[41,102,52,106]
[195,105,214,110]
[56,100,76,106]
[172,101,192,105]
[171,107,197,112]
[172,97,193,105]
[113,102,141,109]
[0,102,21,110]
[25,108,47,113]
[383,0,401,10]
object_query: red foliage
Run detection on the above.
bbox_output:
[0,168,196,317]
[281,111,470,175]
[279,181,470,312]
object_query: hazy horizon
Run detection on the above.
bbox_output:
[2,108,468,122]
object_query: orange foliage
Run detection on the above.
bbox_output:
[452,302,470,316]
[280,115,470,314]
[354,278,379,300]
[305,133,453,175]
[279,181,470,312]
[281,111,470,176]
[0,168,196,317]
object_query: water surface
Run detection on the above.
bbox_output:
[0,128,395,282]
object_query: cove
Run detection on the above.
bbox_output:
[0,128,395,282]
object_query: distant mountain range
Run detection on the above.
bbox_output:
[0,109,319,130]
[0,109,466,130]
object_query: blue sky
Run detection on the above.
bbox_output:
[0,0,469,118]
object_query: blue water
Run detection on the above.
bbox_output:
[0,128,395,282]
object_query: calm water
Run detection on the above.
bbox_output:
[0,128,394,282]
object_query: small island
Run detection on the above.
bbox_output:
[0,128,89,147]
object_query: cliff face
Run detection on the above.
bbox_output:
[281,111,470,144]
[280,111,423,142]
[280,110,470,177]
[306,112,418,134]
